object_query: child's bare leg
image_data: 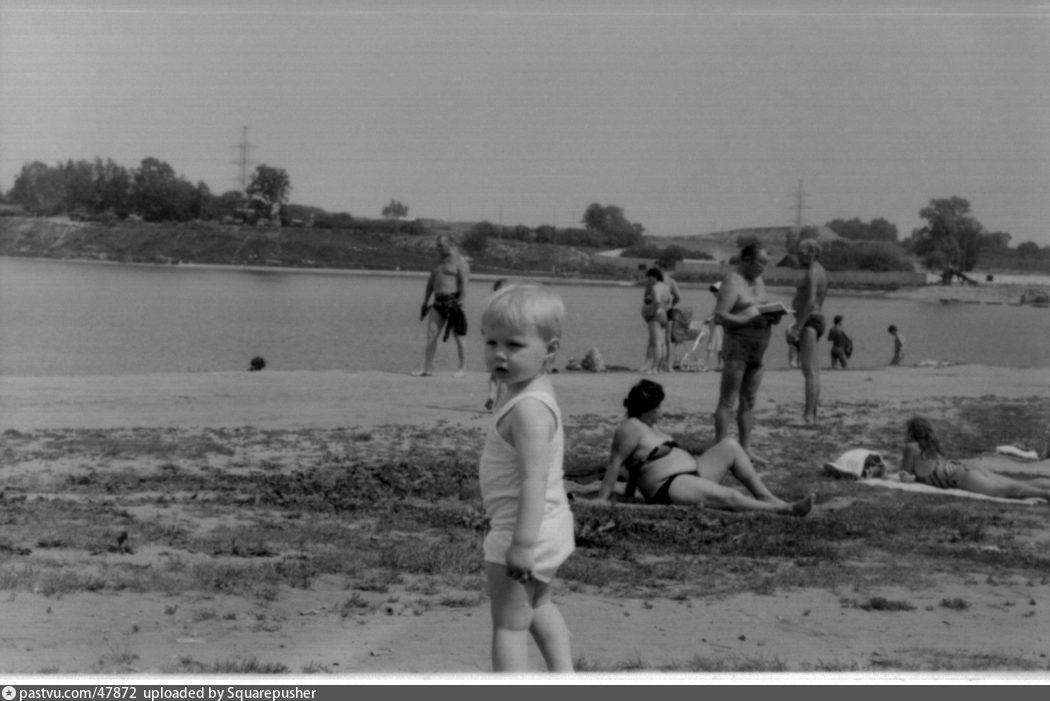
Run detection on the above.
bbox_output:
[486,562,533,672]
[529,582,573,672]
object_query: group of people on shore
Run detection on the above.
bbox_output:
[413,234,1046,673]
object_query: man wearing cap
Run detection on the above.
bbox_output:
[787,238,828,426]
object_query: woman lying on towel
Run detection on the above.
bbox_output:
[902,417,1050,501]
[590,379,812,515]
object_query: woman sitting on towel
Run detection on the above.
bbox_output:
[592,379,812,515]
[901,417,1050,501]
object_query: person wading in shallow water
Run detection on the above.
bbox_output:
[414,233,470,377]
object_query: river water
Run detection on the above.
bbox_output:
[1,257,1047,377]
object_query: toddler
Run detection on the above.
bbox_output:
[478,283,575,672]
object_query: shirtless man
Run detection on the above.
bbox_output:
[787,239,828,426]
[712,243,784,464]
[414,234,470,377]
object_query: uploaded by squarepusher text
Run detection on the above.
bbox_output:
[2,688,317,701]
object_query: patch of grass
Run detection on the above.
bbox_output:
[939,597,971,611]
[167,657,290,674]
[574,652,648,672]
[338,592,375,617]
[845,596,916,612]
[664,653,789,672]
[96,640,138,672]
[439,593,483,608]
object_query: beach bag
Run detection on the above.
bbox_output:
[580,347,607,372]
[843,333,853,359]
[823,449,886,480]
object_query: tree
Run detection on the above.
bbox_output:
[462,221,498,253]
[381,199,409,219]
[581,203,645,248]
[9,161,65,215]
[246,164,291,221]
[131,157,196,221]
[826,217,899,243]
[93,158,132,218]
[1017,241,1040,256]
[909,196,985,272]
[62,159,97,214]
[980,231,1011,251]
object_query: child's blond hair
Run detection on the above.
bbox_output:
[481,283,564,342]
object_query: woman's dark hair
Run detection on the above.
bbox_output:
[834,314,843,324]
[888,324,897,334]
[624,379,665,418]
[906,416,941,458]
[739,242,764,261]
[645,267,664,282]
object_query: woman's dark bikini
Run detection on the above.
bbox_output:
[626,439,687,505]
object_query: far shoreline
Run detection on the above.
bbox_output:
[4,253,1048,304]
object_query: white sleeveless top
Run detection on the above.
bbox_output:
[479,390,571,531]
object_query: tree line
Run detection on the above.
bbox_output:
[4,157,291,225]
[4,156,1044,271]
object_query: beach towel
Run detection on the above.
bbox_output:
[823,449,887,480]
[857,478,1046,505]
[995,445,1040,461]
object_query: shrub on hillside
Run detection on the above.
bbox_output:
[821,240,912,272]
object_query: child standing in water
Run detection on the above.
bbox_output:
[478,283,575,673]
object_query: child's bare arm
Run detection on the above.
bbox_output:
[504,398,557,580]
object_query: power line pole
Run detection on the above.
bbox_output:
[794,179,808,233]
[231,126,255,196]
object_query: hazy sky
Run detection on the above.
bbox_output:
[2,0,1048,244]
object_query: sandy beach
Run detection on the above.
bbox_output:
[1,365,1049,678]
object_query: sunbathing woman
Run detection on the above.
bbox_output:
[900,417,1050,501]
[593,380,813,515]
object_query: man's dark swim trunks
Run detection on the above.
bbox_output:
[433,293,468,341]
[722,333,769,367]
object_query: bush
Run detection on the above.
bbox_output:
[821,241,912,272]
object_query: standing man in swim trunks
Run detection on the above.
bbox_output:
[787,239,828,427]
[414,233,470,377]
[713,242,783,465]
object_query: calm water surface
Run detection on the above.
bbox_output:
[1,257,1047,376]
